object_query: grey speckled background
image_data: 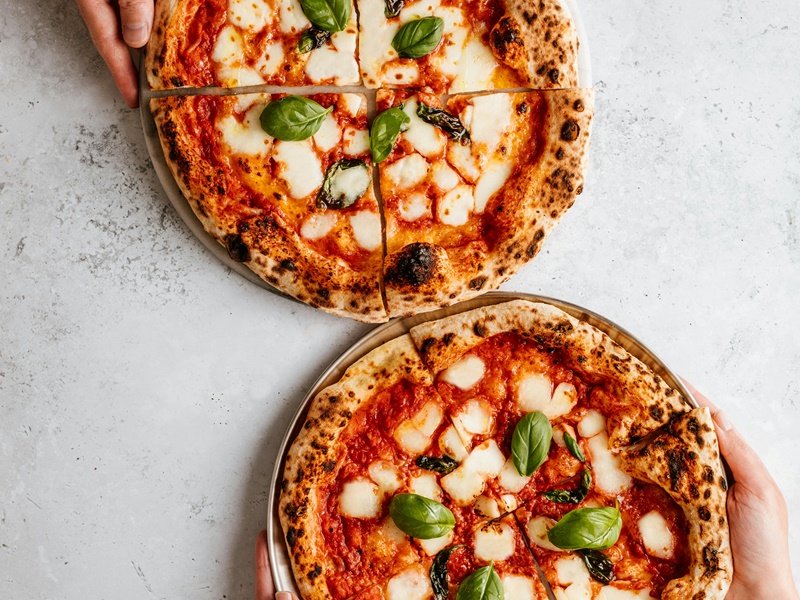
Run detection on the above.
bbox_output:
[1,0,799,597]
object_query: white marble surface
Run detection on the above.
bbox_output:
[1,0,799,597]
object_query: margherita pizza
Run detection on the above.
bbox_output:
[147,0,593,321]
[279,300,732,599]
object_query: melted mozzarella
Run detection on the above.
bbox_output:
[306,28,359,85]
[557,555,593,600]
[418,530,454,556]
[384,63,421,85]
[578,410,607,438]
[357,0,400,86]
[386,564,432,600]
[464,440,505,475]
[414,402,444,436]
[437,184,474,226]
[402,99,446,158]
[526,516,561,552]
[255,41,285,78]
[517,373,553,412]
[212,25,266,86]
[312,113,341,152]
[227,0,272,32]
[441,440,503,505]
[399,0,441,21]
[440,355,485,390]
[398,193,430,222]
[474,521,516,562]
[474,159,512,213]
[501,576,536,600]
[339,479,381,518]
[393,402,443,454]
[465,94,513,152]
[384,153,429,190]
[431,6,468,78]
[343,127,369,156]
[587,433,632,494]
[638,511,674,559]
[369,460,403,495]
[474,495,501,519]
[216,104,273,156]
[273,139,323,198]
[438,425,469,461]
[341,94,363,117]
[550,383,579,417]
[409,473,442,501]
[553,423,577,448]
[448,142,480,183]
[451,36,498,92]
[452,399,493,436]
[300,213,337,240]
[431,162,460,192]
[500,494,517,512]
[498,457,530,493]
[349,211,382,251]
[279,0,310,33]
[381,517,407,544]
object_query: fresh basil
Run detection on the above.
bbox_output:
[564,432,586,463]
[416,455,459,475]
[547,506,622,550]
[316,159,370,210]
[389,493,455,540]
[370,106,410,163]
[391,17,444,59]
[297,26,332,53]
[512,411,552,477]
[576,549,615,584]
[384,0,404,17]
[430,545,462,600]
[455,564,504,600]
[299,0,350,32]
[260,96,333,141]
[416,103,470,145]
[542,469,592,504]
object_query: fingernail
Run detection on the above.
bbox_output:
[713,410,734,432]
[276,592,293,600]
[123,22,149,47]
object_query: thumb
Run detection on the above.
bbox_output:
[118,0,154,48]
[708,408,775,490]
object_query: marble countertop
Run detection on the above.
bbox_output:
[1,0,798,597]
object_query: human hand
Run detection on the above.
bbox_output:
[684,381,799,600]
[75,0,154,108]
[255,530,300,600]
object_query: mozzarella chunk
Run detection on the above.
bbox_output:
[386,564,432,600]
[216,104,273,156]
[441,355,485,390]
[549,382,579,419]
[414,402,444,436]
[398,193,430,222]
[553,424,577,448]
[562,582,593,600]
[437,184,474,226]
[409,473,442,501]
[448,142,480,183]
[474,521,516,562]
[300,213,337,240]
[517,373,553,412]
[255,41,285,78]
[438,425,469,461]
[638,511,674,559]
[313,114,341,152]
[418,530,454,556]
[431,162,460,192]
[441,440,503,505]
[526,516,562,552]
[557,555,593,600]
[227,0,272,31]
[502,576,536,600]
[369,460,403,495]
[343,127,370,156]
[401,99,446,158]
[464,440,505,475]
[339,479,381,518]
[600,588,653,600]
[273,140,323,198]
[578,410,607,438]
[341,94,363,117]
[464,94,513,151]
[498,457,530,493]
[381,517,407,544]
[385,63,421,85]
[430,6,467,78]
[452,400,493,437]
[349,211,382,252]
[451,36,498,92]
[305,29,359,85]
[357,0,400,86]
[279,0,310,33]
[393,402,443,454]
[474,160,512,213]
[385,153,429,190]
[500,494,517,512]
[587,433,632,494]
[474,495,501,519]
[212,25,265,86]
[398,0,441,21]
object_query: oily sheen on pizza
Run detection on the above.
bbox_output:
[147,0,594,321]
[279,301,732,600]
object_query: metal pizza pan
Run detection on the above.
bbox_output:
[265,291,699,595]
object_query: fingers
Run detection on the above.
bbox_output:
[255,530,275,600]
[118,0,154,48]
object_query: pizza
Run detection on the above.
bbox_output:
[146,0,593,322]
[279,300,732,599]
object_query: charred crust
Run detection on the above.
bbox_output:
[469,276,487,290]
[420,337,436,355]
[516,101,528,114]
[287,527,297,547]
[279,259,296,272]
[385,243,439,287]
[322,460,336,472]
[649,405,664,421]
[574,99,585,112]
[170,76,182,87]
[443,333,455,346]
[308,564,322,580]
[548,68,560,83]
[719,476,728,491]
[317,288,330,299]
[522,10,536,23]
[474,322,488,337]
[284,502,299,518]
[225,233,251,263]
[702,545,719,571]
[561,120,580,142]
[490,16,523,59]
[555,148,565,160]
[698,506,711,521]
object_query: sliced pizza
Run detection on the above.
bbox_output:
[378,90,593,318]
[151,92,386,321]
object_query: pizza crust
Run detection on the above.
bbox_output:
[279,334,433,600]
[408,300,692,447]
[619,408,733,600]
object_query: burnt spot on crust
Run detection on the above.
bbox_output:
[698,506,711,521]
[420,337,436,355]
[469,276,487,290]
[561,120,580,142]
[548,68,560,83]
[443,333,455,346]
[308,564,322,580]
[317,288,330,300]
[516,101,528,114]
[322,460,336,472]
[702,545,719,571]
[225,233,251,263]
[649,405,665,421]
[490,16,523,60]
[522,10,536,23]
[555,148,565,160]
[170,76,183,87]
[385,243,439,287]
[667,450,686,491]
[279,258,296,272]
[286,527,297,547]
[474,322,488,337]
[574,99,585,112]
[719,476,728,491]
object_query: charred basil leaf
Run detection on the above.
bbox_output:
[297,26,332,53]
[384,0,404,17]
[416,455,459,475]
[389,493,455,539]
[299,0,350,32]
[576,549,615,584]
[417,103,470,145]
[547,506,622,550]
[564,432,586,463]
[260,96,332,141]
[512,411,552,477]
[316,159,371,210]
[430,545,462,600]
[370,106,410,163]
[455,564,503,600]
[391,17,444,59]
[542,469,592,504]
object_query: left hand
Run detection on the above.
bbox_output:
[255,530,300,600]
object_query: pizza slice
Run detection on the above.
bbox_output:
[357,0,578,93]
[146,0,359,89]
[151,92,386,321]
[376,91,593,318]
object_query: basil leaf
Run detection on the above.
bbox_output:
[455,564,504,600]
[416,103,470,145]
[576,549,615,584]
[299,0,350,32]
[564,432,585,463]
[370,106,410,163]
[389,493,455,540]
[542,469,592,504]
[391,17,444,59]
[297,27,332,53]
[416,455,459,475]
[430,545,462,600]
[512,411,552,477]
[384,0,404,17]
[547,506,622,550]
[260,96,333,142]
[316,159,370,210]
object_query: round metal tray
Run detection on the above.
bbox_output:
[138,2,593,303]
[265,291,698,594]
